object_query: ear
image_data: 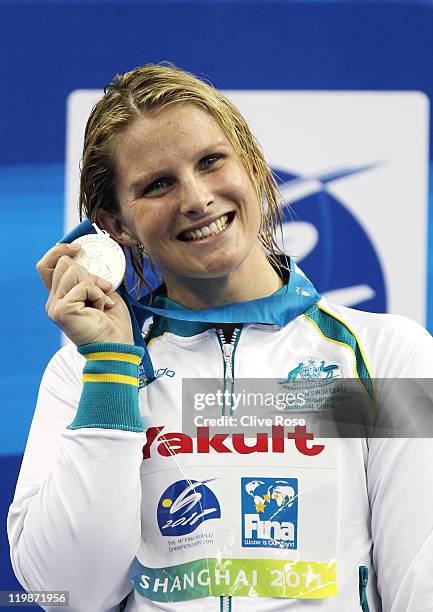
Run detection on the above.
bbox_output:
[96,208,137,247]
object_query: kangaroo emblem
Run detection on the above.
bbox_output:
[287,363,305,380]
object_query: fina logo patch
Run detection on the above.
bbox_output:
[241,477,298,549]
[157,478,221,536]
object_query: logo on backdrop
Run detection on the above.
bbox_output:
[157,478,221,536]
[274,166,387,313]
[241,477,298,549]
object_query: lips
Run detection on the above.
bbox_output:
[178,212,235,242]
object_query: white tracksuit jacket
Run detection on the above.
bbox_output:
[7,288,433,612]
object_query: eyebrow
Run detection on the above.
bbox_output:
[128,140,229,192]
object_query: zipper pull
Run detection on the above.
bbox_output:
[223,343,234,381]
[223,342,234,360]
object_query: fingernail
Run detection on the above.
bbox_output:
[106,296,115,305]
[68,244,81,250]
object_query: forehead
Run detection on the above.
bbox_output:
[113,104,229,171]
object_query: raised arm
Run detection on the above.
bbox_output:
[8,245,145,611]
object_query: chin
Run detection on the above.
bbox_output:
[194,256,246,278]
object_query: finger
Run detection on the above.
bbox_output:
[103,297,116,310]
[46,261,85,314]
[51,256,113,298]
[95,278,113,293]
[51,255,86,296]
[54,268,114,307]
[54,265,82,300]
[36,244,81,291]
[61,281,113,314]
[74,281,115,312]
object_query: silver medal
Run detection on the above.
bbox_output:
[71,224,126,292]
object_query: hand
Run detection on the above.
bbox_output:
[36,243,134,346]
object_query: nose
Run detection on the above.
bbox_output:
[179,174,214,216]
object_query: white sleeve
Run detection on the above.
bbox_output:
[7,344,146,612]
[367,325,433,611]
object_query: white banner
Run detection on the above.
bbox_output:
[66,90,429,324]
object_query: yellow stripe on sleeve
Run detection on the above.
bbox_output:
[83,373,139,387]
[84,352,141,365]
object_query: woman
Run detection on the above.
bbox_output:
[8,64,433,611]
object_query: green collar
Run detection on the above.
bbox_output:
[148,283,289,340]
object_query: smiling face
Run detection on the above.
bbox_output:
[104,104,266,296]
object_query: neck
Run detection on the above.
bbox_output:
[162,251,284,311]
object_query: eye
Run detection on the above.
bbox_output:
[200,154,224,169]
[142,177,173,196]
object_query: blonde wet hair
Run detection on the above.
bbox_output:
[79,62,287,295]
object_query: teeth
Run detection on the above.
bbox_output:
[183,214,230,241]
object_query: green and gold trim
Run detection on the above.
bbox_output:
[67,342,145,432]
[304,304,375,405]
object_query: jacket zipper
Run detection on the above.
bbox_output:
[220,594,232,612]
[217,328,240,612]
[359,565,370,612]
[217,328,241,416]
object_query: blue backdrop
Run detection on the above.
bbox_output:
[1,0,432,604]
